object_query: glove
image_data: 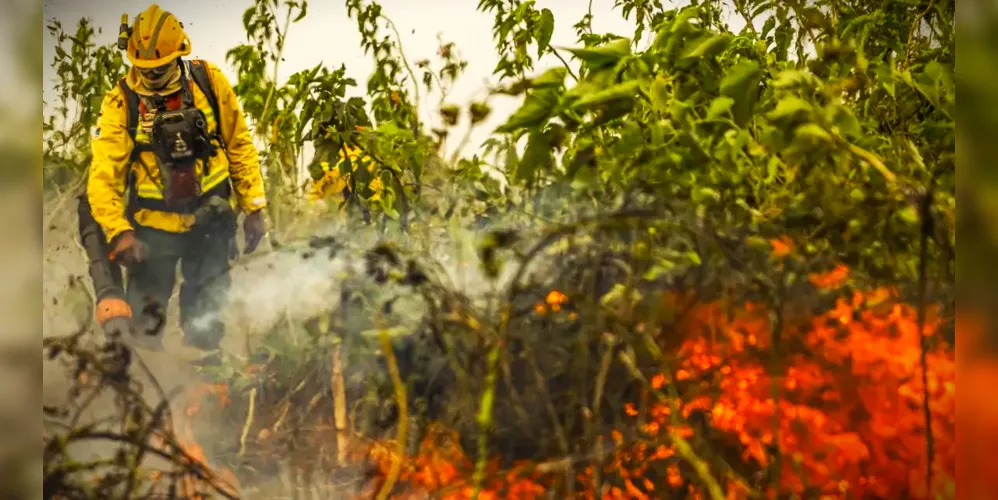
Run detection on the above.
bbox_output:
[243,210,266,254]
[110,231,146,266]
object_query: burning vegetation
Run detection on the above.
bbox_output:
[43,230,956,499]
[42,0,956,497]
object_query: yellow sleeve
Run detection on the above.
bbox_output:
[205,61,267,213]
[87,86,134,243]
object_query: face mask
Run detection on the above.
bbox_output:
[139,61,180,91]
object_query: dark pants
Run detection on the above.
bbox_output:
[126,223,233,350]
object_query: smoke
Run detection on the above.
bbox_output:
[40,176,573,497]
[213,240,363,343]
[213,193,543,347]
[41,191,213,486]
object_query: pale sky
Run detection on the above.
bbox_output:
[43,0,746,165]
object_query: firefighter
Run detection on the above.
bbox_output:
[87,4,267,365]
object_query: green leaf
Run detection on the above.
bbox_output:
[767,96,813,122]
[707,96,734,119]
[381,190,400,220]
[562,80,604,103]
[719,60,762,125]
[761,17,776,38]
[565,140,596,178]
[297,100,318,139]
[496,89,559,133]
[307,160,325,181]
[765,156,782,183]
[592,98,637,126]
[913,61,954,117]
[670,99,692,123]
[293,1,308,22]
[685,251,702,266]
[897,205,919,226]
[643,259,676,281]
[872,63,896,98]
[747,235,770,250]
[773,69,820,90]
[905,138,927,171]
[564,38,632,69]
[242,6,256,32]
[648,76,670,112]
[600,283,642,308]
[470,101,492,123]
[532,67,567,88]
[516,131,553,182]
[680,33,732,62]
[692,187,720,203]
[536,8,555,58]
[571,80,641,111]
[830,106,862,139]
[663,6,702,38]
[793,123,832,145]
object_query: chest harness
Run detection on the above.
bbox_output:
[119,59,230,214]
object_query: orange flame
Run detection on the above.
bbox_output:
[150,382,241,499]
[769,235,794,259]
[355,279,955,499]
[160,271,956,499]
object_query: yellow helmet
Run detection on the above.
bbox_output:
[123,4,191,69]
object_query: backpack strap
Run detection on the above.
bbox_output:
[116,79,142,222]
[186,59,227,151]
[119,78,140,147]
[185,59,235,203]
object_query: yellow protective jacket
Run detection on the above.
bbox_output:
[307,144,378,202]
[87,60,267,243]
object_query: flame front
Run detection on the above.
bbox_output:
[158,272,955,499]
[352,283,955,499]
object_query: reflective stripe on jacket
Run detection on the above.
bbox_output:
[88,61,267,242]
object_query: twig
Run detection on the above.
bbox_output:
[471,209,657,498]
[615,348,726,500]
[272,401,290,434]
[69,430,240,500]
[769,282,787,492]
[842,140,897,185]
[382,15,422,123]
[549,47,580,82]
[376,325,407,500]
[589,336,615,495]
[332,331,349,465]
[732,0,758,33]
[447,114,484,166]
[903,0,937,70]
[526,349,569,454]
[471,304,508,500]
[257,6,294,139]
[916,185,936,494]
[238,387,258,457]
[43,171,87,225]
[131,352,181,438]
